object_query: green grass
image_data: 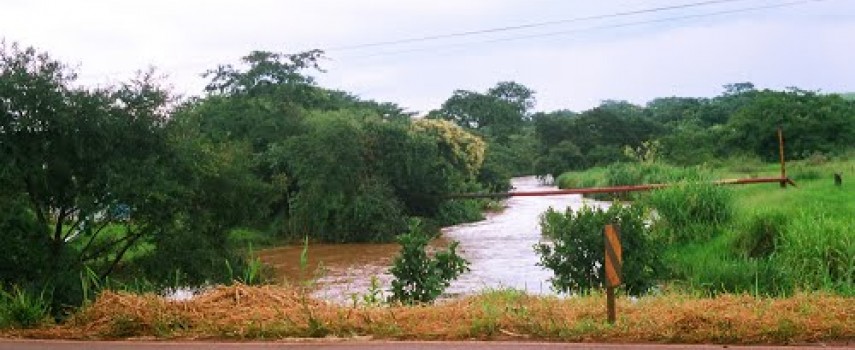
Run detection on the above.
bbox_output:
[675,158,854,295]
[227,228,281,249]
[0,286,51,329]
[555,157,854,296]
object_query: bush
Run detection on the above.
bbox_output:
[535,204,664,295]
[388,220,469,304]
[436,199,485,226]
[0,197,52,287]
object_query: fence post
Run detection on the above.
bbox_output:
[778,126,787,188]
[604,224,622,324]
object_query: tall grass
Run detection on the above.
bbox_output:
[645,181,733,243]
[0,286,51,329]
[664,232,789,296]
[776,209,854,294]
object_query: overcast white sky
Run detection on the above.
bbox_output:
[2,0,853,113]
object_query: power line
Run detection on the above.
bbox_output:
[340,0,827,60]
[326,0,756,51]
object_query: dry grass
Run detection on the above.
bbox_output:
[3,285,852,344]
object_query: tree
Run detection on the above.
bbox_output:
[724,89,855,160]
[430,81,535,141]
[204,50,324,98]
[1,42,173,282]
[0,41,269,297]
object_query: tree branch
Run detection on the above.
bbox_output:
[79,219,113,258]
[99,226,147,280]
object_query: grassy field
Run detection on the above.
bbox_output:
[556,157,854,296]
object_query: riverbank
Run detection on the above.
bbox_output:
[3,284,852,344]
[553,158,854,296]
[253,177,604,302]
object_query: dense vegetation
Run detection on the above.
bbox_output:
[549,159,853,296]
[2,38,853,325]
[532,83,855,178]
[0,42,496,314]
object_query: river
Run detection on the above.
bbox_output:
[257,176,607,301]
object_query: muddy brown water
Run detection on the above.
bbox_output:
[257,177,607,302]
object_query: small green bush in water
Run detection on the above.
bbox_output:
[388,220,469,304]
[535,204,664,295]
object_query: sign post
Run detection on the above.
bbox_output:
[778,126,787,188]
[604,224,622,324]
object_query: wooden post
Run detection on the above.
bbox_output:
[604,224,622,324]
[778,127,787,188]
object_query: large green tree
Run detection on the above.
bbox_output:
[0,42,268,297]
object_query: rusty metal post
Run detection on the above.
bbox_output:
[604,224,622,324]
[778,126,787,188]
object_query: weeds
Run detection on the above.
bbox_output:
[225,245,268,286]
[732,211,789,259]
[646,181,733,243]
[776,209,854,294]
[0,286,51,329]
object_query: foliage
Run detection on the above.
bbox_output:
[533,140,584,177]
[732,211,789,259]
[429,81,534,141]
[411,118,486,178]
[436,199,486,227]
[776,210,853,293]
[0,41,278,309]
[533,104,660,176]
[388,221,470,305]
[0,286,51,329]
[645,181,734,243]
[723,89,855,161]
[535,204,664,295]
[0,196,52,287]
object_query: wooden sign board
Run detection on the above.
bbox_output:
[604,224,622,287]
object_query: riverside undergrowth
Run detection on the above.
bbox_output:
[554,158,854,296]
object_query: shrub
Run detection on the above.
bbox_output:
[0,197,52,287]
[436,199,485,226]
[535,204,664,295]
[388,220,469,304]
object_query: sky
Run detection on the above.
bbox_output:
[2,0,853,114]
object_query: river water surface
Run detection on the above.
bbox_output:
[258,176,606,301]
